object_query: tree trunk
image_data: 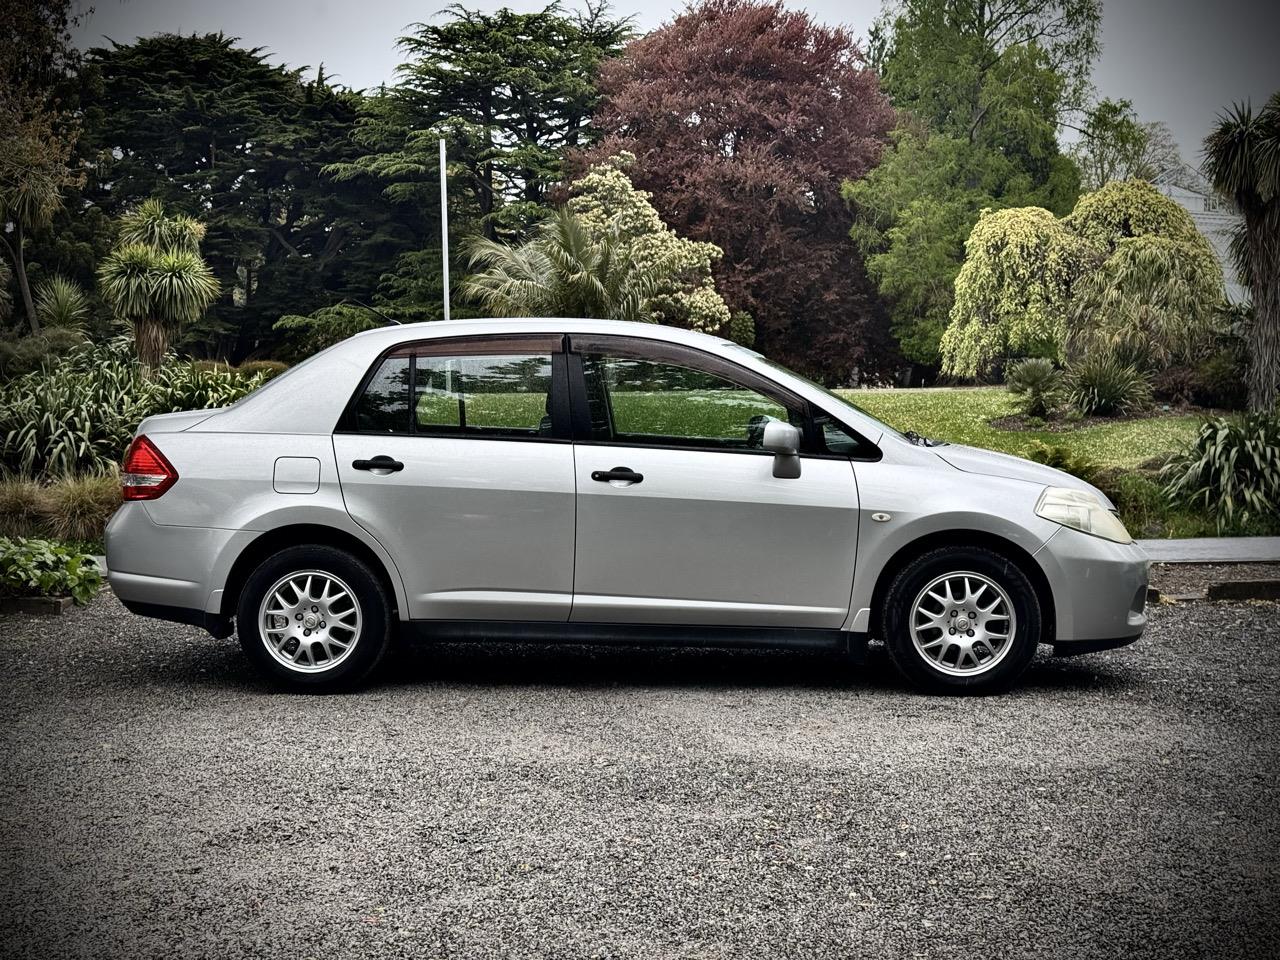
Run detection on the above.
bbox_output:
[1246,207,1280,413]
[134,317,168,377]
[10,224,40,334]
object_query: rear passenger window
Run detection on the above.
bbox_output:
[414,354,553,437]
[347,344,558,439]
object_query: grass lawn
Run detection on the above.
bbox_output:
[840,386,1201,469]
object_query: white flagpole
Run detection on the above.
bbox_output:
[439,137,450,322]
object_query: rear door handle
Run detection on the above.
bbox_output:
[591,466,643,484]
[352,456,404,473]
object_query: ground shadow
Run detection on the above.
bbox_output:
[110,627,1140,698]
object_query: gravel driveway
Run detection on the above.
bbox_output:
[1,593,1278,960]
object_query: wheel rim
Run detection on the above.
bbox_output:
[258,569,362,674]
[909,571,1017,677]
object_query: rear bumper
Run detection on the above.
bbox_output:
[1034,528,1149,644]
[105,502,254,616]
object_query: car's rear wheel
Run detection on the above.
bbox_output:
[236,545,390,690]
[882,545,1041,694]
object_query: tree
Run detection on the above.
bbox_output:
[585,0,895,383]
[874,0,1101,139]
[941,207,1090,377]
[1204,92,1280,412]
[0,0,87,334]
[941,180,1225,378]
[332,2,631,240]
[1065,177,1206,253]
[566,153,731,333]
[0,93,82,333]
[462,207,667,321]
[846,0,1097,366]
[1067,235,1224,370]
[98,200,220,372]
[76,34,414,360]
[1070,99,1161,190]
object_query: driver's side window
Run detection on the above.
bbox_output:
[581,352,804,449]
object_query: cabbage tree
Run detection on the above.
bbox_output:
[98,200,220,372]
[1205,92,1280,412]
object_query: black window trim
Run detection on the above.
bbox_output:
[565,334,882,462]
[335,333,573,442]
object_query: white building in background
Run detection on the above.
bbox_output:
[1152,165,1249,304]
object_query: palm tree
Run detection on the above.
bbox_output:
[462,208,669,321]
[1204,92,1280,412]
[98,200,220,373]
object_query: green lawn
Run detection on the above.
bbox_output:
[840,386,1201,469]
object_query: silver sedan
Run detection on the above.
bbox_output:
[106,318,1148,693]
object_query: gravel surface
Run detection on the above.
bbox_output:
[2,594,1278,960]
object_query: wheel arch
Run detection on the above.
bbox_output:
[866,529,1056,645]
[219,523,404,620]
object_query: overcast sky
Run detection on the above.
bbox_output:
[72,0,1278,165]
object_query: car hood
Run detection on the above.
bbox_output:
[933,444,1114,507]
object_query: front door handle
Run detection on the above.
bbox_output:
[591,466,643,485]
[352,455,405,473]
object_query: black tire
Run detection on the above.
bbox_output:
[881,545,1041,695]
[236,545,391,691]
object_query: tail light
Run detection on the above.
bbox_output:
[121,435,179,501]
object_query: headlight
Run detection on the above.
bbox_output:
[1035,486,1133,544]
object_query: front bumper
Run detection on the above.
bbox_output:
[1034,526,1149,647]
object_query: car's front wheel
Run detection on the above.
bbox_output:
[236,545,391,690]
[882,545,1041,694]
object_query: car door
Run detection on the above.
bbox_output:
[333,334,576,621]
[566,335,861,629]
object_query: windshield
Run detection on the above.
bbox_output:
[726,345,909,442]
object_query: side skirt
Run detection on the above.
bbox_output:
[403,620,867,662]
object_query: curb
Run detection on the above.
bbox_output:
[1206,580,1280,602]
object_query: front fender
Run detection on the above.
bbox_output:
[844,462,1059,632]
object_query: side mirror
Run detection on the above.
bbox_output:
[761,420,802,479]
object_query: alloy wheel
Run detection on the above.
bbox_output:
[908,571,1017,677]
[258,569,362,673]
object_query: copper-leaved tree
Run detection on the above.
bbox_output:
[583,0,895,383]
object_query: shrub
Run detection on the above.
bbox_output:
[235,359,289,380]
[0,339,266,477]
[33,275,91,329]
[0,328,88,379]
[1027,441,1100,484]
[1068,354,1153,416]
[1150,364,1198,406]
[148,361,268,414]
[0,477,45,538]
[1102,472,1168,536]
[39,471,121,543]
[1162,414,1280,531]
[1192,350,1248,410]
[1005,358,1065,417]
[0,537,103,604]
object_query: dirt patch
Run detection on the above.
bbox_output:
[1149,561,1280,596]
[989,404,1201,433]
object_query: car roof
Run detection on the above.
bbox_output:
[197,317,890,450]
[343,316,740,352]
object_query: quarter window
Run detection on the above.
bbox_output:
[581,353,804,449]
